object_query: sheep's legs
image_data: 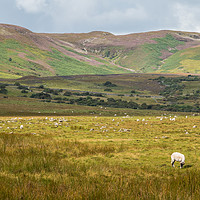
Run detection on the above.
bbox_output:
[171,160,175,167]
[180,163,184,168]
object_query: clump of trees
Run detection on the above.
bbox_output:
[43,88,59,95]
[30,92,51,99]
[103,81,117,87]
[14,82,29,93]
[131,90,136,94]
[0,84,8,94]
[155,76,184,97]
[63,91,72,96]
[14,82,20,86]
[64,91,104,97]
[155,76,200,103]
[104,88,112,92]
[38,85,44,89]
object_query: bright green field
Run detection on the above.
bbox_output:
[0,115,199,199]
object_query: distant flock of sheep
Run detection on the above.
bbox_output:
[2,116,188,169]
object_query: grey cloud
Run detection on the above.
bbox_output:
[1,0,200,34]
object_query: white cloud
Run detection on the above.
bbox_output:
[94,6,147,23]
[39,0,148,33]
[12,0,200,33]
[174,3,200,32]
[16,0,47,13]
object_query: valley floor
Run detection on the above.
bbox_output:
[0,115,199,199]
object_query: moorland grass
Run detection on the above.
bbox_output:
[0,116,200,199]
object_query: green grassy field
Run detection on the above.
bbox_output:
[0,115,199,199]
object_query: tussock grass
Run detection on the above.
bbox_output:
[0,116,200,199]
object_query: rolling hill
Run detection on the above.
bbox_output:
[0,24,130,79]
[1,24,200,78]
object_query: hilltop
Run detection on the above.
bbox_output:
[1,24,200,78]
[49,30,200,73]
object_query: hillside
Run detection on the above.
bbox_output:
[0,24,129,79]
[49,30,200,73]
[1,24,200,78]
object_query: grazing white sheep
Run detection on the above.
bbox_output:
[171,152,185,168]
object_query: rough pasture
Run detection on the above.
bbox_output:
[0,115,200,199]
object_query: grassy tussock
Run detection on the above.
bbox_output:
[0,116,200,199]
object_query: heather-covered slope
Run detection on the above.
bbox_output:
[0,24,129,78]
[1,24,200,78]
[48,30,200,74]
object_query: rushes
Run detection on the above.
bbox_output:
[0,116,200,199]
[64,140,122,157]
[0,135,123,175]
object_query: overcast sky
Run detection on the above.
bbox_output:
[1,0,200,34]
